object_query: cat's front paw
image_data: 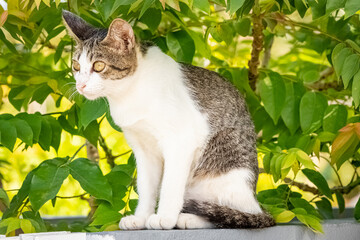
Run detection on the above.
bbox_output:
[119,215,146,230]
[145,214,177,230]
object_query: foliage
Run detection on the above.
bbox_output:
[0,0,360,236]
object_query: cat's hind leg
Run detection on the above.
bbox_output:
[176,213,214,229]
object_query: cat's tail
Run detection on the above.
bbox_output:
[182,199,275,228]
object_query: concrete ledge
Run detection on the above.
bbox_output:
[88,219,360,240]
[2,219,359,239]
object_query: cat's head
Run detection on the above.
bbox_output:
[62,10,138,100]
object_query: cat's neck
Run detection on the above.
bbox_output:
[105,45,180,111]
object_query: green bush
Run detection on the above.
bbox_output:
[0,0,360,236]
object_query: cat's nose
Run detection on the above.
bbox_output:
[77,82,86,90]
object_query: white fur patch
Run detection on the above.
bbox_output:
[185,169,263,214]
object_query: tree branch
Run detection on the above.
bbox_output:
[86,140,99,163]
[283,177,319,195]
[248,0,264,91]
[98,134,118,168]
[56,193,88,199]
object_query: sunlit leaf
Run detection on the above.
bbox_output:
[166,30,195,63]
[29,158,69,212]
[0,119,17,151]
[260,72,286,125]
[300,92,327,133]
[331,124,360,168]
[341,54,360,88]
[69,158,113,203]
[344,0,360,19]
[323,105,347,133]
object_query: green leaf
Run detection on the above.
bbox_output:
[315,198,334,219]
[5,217,21,235]
[263,153,271,173]
[228,0,245,14]
[341,54,360,88]
[8,86,27,111]
[355,196,360,221]
[0,119,17,151]
[335,191,345,214]
[282,152,297,169]
[275,210,295,223]
[290,198,320,217]
[54,39,69,64]
[29,158,69,212]
[108,0,136,20]
[217,23,234,45]
[139,8,161,32]
[16,113,42,143]
[295,0,308,18]
[308,0,326,19]
[345,0,360,18]
[331,126,360,168]
[345,39,360,54]
[188,30,211,59]
[333,48,352,79]
[352,70,360,107]
[3,170,35,218]
[10,118,33,146]
[91,202,123,226]
[22,211,47,232]
[82,120,100,146]
[331,43,346,65]
[31,84,53,104]
[295,149,316,169]
[0,29,18,54]
[129,199,138,214]
[233,18,251,37]
[300,92,328,133]
[0,188,9,208]
[20,219,36,233]
[106,109,122,132]
[80,99,107,128]
[317,131,336,142]
[45,116,62,151]
[193,0,210,14]
[259,72,286,124]
[323,105,347,133]
[38,117,52,151]
[326,0,346,14]
[281,82,305,135]
[106,171,129,210]
[270,154,285,182]
[301,70,319,83]
[139,0,156,18]
[166,30,195,63]
[296,214,323,233]
[69,158,113,203]
[302,168,332,199]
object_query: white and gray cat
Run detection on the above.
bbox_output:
[62,10,275,230]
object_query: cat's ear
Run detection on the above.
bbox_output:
[62,10,94,43]
[101,18,135,51]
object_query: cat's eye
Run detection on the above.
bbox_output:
[93,61,106,72]
[73,60,80,71]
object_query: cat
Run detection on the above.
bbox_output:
[62,10,275,230]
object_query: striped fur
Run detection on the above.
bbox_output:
[183,200,275,228]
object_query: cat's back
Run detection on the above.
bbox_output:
[180,63,254,131]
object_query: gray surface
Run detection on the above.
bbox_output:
[87,219,360,240]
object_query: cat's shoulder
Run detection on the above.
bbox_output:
[179,62,238,96]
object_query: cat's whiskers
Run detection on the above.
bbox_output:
[68,87,79,101]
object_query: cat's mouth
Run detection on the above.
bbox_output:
[77,88,99,100]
